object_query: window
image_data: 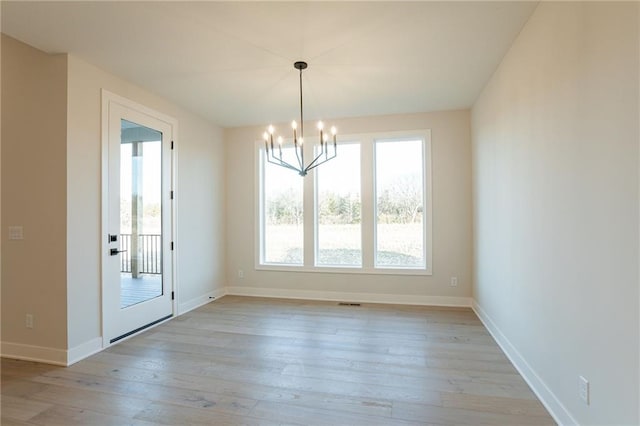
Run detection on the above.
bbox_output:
[375,139,425,268]
[315,143,361,267]
[260,147,303,265]
[257,130,432,274]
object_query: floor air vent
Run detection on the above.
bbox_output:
[338,302,361,306]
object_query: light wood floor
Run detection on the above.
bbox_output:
[1,296,555,425]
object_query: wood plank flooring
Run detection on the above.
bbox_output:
[1,296,555,425]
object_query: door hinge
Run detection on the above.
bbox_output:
[171,291,175,300]
[171,241,174,250]
[171,141,174,150]
[170,190,174,200]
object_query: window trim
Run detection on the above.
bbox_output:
[255,129,432,276]
[373,136,429,270]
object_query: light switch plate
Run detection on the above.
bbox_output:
[9,226,24,240]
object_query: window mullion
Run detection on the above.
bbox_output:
[424,135,433,273]
[303,145,315,267]
[256,147,265,265]
[361,136,375,269]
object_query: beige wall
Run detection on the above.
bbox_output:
[1,35,68,350]
[1,34,225,359]
[472,2,639,424]
[66,55,226,349]
[1,7,3,350]
[225,110,472,302]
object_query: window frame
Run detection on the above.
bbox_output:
[373,136,429,270]
[255,129,432,276]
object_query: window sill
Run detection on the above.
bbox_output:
[255,264,433,276]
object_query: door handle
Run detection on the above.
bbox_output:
[110,248,127,256]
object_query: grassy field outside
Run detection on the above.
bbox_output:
[264,223,423,266]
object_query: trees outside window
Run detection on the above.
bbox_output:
[375,139,425,268]
[261,147,303,264]
[316,143,362,266]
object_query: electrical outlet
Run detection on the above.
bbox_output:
[25,314,33,329]
[579,376,589,405]
[450,277,458,287]
[238,269,244,279]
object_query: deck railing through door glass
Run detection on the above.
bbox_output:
[119,234,162,274]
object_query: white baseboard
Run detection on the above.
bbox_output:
[67,337,103,366]
[472,300,576,426]
[1,341,67,366]
[178,286,226,315]
[2,337,104,366]
[226,286,471,307]
[2,286,227,366]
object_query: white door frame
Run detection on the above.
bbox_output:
[100,89,178,348]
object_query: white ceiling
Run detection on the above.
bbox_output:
[1,1,537,128]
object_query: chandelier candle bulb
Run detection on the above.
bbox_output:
[265,126,272,150]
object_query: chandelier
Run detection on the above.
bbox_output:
[263,61,337,177]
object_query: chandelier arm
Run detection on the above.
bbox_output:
[305,150,328,170]
[294,144,303,170]
[304,151,338,174]
[304,141,337,171]
[267,156,301,172]
[266,150,302,172]
[309,143,338,166]
[267,155,301,172]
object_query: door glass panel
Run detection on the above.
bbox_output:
[120,119,163,308]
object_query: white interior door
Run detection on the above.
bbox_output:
[103,94,174,345]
